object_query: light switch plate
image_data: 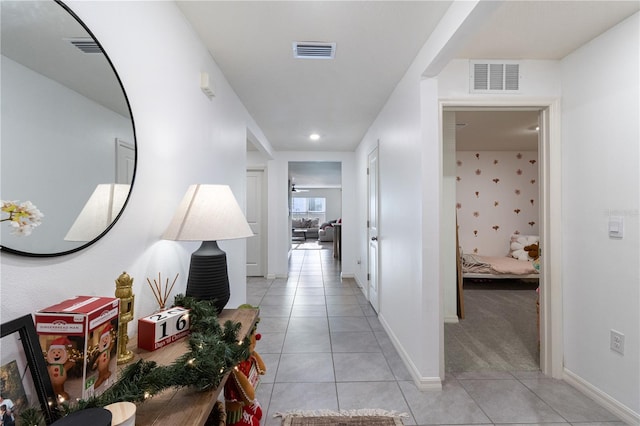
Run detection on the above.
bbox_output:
[608,216,623,238]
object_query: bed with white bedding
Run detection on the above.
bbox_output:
[461,253,539,279]
[460,234,540,280]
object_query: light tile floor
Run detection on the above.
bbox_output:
[248,248,627,426]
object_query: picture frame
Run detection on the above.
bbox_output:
[1,314,57,424]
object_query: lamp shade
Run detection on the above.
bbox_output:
[162,184,252,241]
[65,184,130,241]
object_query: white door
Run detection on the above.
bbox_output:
[368,146,380,313]
[116,139,135,184]
[246,169,265,276]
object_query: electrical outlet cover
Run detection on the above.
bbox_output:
[610,330,625,355]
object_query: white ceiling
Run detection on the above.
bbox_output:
[178,0,639,154]
[455,1,639,60]
[177,1,453,152]
[178,0,637,187]
[453,110,539,152]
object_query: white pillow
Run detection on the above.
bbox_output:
[509,234,539,260]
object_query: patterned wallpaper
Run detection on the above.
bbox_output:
[456,151,539,257]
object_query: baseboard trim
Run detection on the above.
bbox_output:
[353,274,365,290]
[378,314,442,391]
[414,377,443,390]
[444,315,459,324]
[340,273,354,280]
[563,367,639,425]
[266,273,276,280]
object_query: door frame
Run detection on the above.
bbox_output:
[439,98,563,379]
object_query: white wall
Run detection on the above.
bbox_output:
[1,2,268,328]
[560,12,639,416]
[355,39,439,387]
[438,59,562,99]
[456,150,539,256]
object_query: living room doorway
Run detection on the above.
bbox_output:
[288,161,342,253]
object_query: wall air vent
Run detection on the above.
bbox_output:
[470,60,521,93]
[293,42,336,59]
[66,38,102,54]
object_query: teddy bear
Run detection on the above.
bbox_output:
[524,242,540,260]
[224,307,266,426]
[509,234,540,261]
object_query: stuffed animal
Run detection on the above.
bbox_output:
[224,307,266,426]
[46,336,75,401]
[524,242,540,260]
[92,323,114,388]
[510,234,539,261]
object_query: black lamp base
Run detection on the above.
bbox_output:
[185,240,230,313]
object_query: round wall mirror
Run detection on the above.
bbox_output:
[1,0,136,256]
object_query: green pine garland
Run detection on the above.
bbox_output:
[25,295,251,424]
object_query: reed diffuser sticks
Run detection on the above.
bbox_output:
[146,272,179,310]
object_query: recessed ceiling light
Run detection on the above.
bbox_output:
[309,133,320,141]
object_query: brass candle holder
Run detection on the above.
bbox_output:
[115,271,135,365]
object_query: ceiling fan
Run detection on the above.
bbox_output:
[291,184,308,193]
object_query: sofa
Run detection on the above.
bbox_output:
[318,225,334,242]
[291,218,320,240]
[317,220,341,242]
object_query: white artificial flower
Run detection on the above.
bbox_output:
[12,224,32,236]
[1,200,44,236]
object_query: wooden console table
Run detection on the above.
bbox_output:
[130,308,259,426]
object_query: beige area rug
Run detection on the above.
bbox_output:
[276,410,406,426]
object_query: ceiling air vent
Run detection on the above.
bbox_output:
[66,38,102,54]
[470,60,520,93]
[293,42,336,59]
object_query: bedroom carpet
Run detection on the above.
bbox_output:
[445,280,540,372]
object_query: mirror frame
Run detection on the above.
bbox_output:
[0,0,137,258]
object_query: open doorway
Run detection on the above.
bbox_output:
[444,108,542,373]
[288,161,342,254]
